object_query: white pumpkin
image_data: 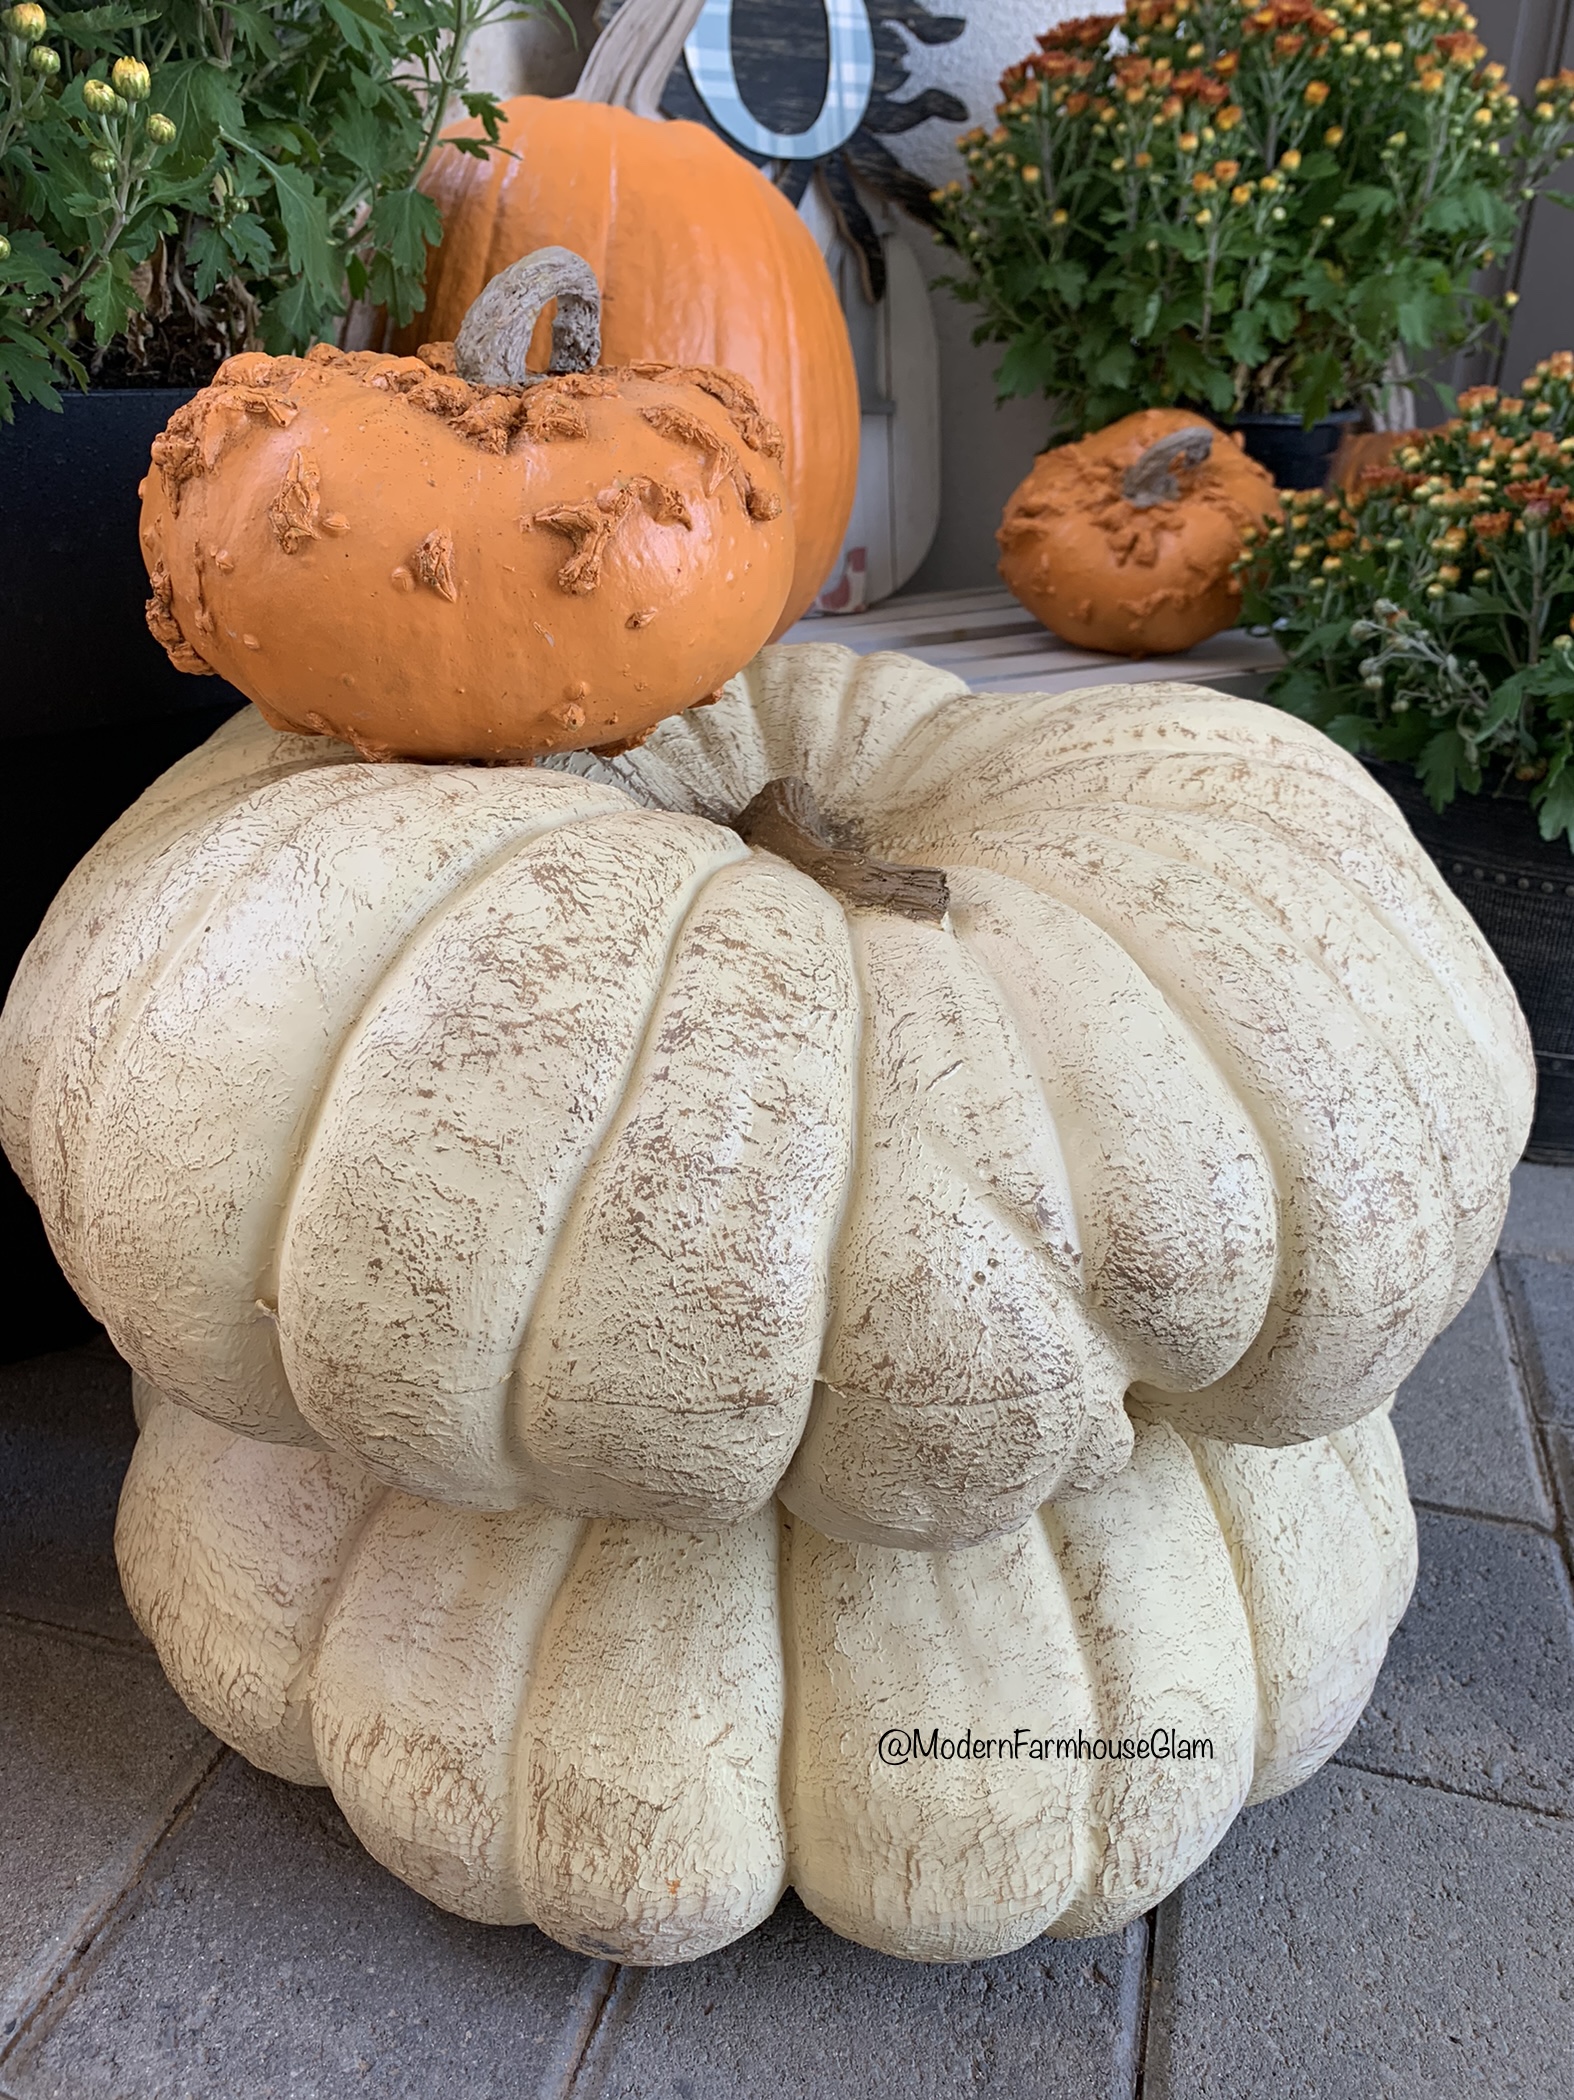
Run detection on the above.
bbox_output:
[0,646,1530,1548]
[118,1380,1415,1965]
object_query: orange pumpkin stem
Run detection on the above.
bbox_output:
[1122,426,1215,509]
[454,246,603,385]
[736,776,949,924]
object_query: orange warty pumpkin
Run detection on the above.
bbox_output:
[393,97,858,632]
[1330,426,1426,492]
[997,410,1280,656]
[138,250,794,764]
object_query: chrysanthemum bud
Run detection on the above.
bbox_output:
[110,55,149,101]
[26,40,57,71]
[146,110,175,145]
[82,76,118,115]
[3,5,47,41]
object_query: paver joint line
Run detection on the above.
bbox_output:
[0,1604,150,1656]
[1137,1895,1182,2100]
[1406,1492,1561,1538]
[1496,1252,1574,1569]
[1114,1915,1151,2100]
[0,1742,230,2071]
[553,1960,623,2100]
[1331,1750,1574,1822]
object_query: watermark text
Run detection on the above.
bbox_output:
[876,1726,1214,1767]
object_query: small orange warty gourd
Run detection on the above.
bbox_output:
[395,97,859,631]
[1330,425,1422,492]
[138,249,794,763]
[997,410,1280,656]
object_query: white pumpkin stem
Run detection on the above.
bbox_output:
[737,776,950,924]
[453,247,602,388]
[1123,427,1213,508]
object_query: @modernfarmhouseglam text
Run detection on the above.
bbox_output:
[876,1728,1217,1767]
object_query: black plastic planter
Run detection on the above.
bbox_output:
[1230,408,1365,490]
[6,386,252,733]
[1,389,246,1360]
[1366,760,1574,1164]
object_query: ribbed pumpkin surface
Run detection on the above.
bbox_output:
[119,1383,1415,1965]
[0,646,1531,1546]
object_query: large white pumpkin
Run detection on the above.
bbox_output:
[0,646,1530,1547]
[119,1381,1416,1966]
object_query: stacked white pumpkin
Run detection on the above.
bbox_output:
[0,645,1532,1963]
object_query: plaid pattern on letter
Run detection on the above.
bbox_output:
[683,0,875,160]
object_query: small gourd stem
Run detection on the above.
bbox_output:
[1123,427,1214,509]
[736,777,950,924]
[453,247,602,388]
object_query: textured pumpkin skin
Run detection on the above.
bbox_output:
[138,343,793,762]
[0,646,1530,1546]
[118,1382,1416,1965]
[1331,426,1424,491]
[393,98,858,631]
[998,410,1280,654]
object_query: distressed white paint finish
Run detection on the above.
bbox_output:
[1,646,1532,1542]
[118,1387,1417,1965]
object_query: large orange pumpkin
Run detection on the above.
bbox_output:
[394,97,858,631]
[997,410,1280,656]
[139,250,794,763]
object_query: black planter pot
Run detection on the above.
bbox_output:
[1230,408,1365,490]
[8,387,252,733]
[1365,761,1574,1164]
[1,389,247,1360]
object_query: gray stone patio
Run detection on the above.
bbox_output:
[2,1168,1572,2099]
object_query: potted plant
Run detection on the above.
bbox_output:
[0,0,538,1356]
[1237,352,1574,1159]
[2,0,541,721]
[931,0,1574,487]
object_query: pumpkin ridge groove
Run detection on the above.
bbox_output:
[974,801,1475,1218]
[883,835,1273,1216]
[1051,800,1503,1262]
[60,766,399,1328]
[500,839,751,1472]
[889,833,1300,1401]
[266,793,632,1326]
[985,830,1457,1427]
[292,1472,396,1754]
[1172,1433,1263,1773]
[941,735,1514,1087]
[491,1509,588,1926]
[0,724,366,1201]
[1035,1500,1104,1923]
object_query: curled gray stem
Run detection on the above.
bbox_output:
[1123,427,1214,509]
[453,247,602,388]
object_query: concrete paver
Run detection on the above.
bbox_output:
[1501,1255,1574,1525]
[1389,1273,1553,1527]
[4,1759,608,2100]
[1144,1766,1574,2099]
[1342,1506,1574,1815]
[0,1342,140,1643]
[0,1617,216,2047]
[1500,1162,1574,1261]
[572,1898,1143,2100]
